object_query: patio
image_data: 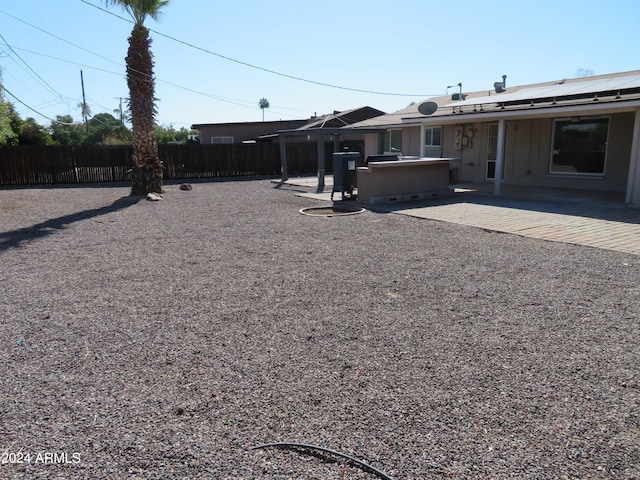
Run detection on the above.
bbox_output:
[285,176,640,256]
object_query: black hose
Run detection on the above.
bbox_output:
[250,442,395,480]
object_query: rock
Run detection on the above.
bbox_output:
[146,192,163,201]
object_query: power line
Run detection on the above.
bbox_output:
[0,8,124,120]
[3,87,76,125]
[6,43,304,119]
[79,0,438,98]
[6,45,123,78]
[0,33,62,99]
[5,3,410,126]
[2,6,367,123]
[0,9,122,68]
[1,43,123,122]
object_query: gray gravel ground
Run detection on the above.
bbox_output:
[1,179,638,479]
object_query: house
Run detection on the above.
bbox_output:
[191,106,385,146]
[190,119,308,144]
[349,70,640,207]
[193,107,386,186]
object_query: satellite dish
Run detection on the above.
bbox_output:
[418,101,438,116]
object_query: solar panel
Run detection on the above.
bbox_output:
[443,73,640,107]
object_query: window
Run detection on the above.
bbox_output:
[486,123,502,180]
[487,124,498,162]
[550,117,609,175]
[424,127,442,147]
[384,129,402,153]
[211,136,234,144]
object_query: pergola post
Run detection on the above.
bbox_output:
[317,136,325,192]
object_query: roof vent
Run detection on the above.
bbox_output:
[447,83,464,101]
[494,74,507,93]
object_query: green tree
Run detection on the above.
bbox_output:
[155,123,177,144]
[50,115,87,146]
[175,126,198,144]
[18,117,53,145]
[105,0,169,195]
[0,102,15,145]
[0,69,17,145]
[155,124,197,144]
[86,112,132,145]
[7,103,23,145]
[259,97,269,122]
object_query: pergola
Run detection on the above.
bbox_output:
[277,127,386,192]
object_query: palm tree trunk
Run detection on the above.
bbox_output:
[127,23,163,195]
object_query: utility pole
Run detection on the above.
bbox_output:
[114,97,124,124]
[114,97,129,125]
[80,70,88,133]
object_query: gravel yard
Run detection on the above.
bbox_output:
[1,179,638,479]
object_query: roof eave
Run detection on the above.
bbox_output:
[277,127,386,136]
[400,98,640,125]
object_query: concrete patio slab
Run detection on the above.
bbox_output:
[277,176,640,256]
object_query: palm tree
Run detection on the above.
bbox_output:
[77,101,92,133]
[259,97,269,122]
[105,0,169,195]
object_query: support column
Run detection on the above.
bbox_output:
[279,134,288,180]
[494,119,506,195]
[378,132,385,154]
[317,137,325,193]
[625,108,640,207]
[419,124,426,157]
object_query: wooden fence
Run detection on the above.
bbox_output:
[0,143,324,186]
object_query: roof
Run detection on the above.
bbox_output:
[296,106,385,130]
[348,70,640,129]
[276,106,387,136]
[191,119,308,129]
[192,107,386,139]
[346,97,453,129]
[444,71,640,108]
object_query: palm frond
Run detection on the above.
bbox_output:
[104,0,169,25]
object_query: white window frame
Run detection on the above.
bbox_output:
[211,136,234,144]
[424,126,442,147]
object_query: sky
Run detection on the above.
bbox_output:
[1,0,639,130]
